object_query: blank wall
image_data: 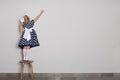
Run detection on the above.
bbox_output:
[0,0,120,73]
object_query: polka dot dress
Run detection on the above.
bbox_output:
[18,19,40,49]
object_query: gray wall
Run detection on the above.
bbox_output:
[0,0,120,73]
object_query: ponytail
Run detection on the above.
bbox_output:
[20,22,24,33]
[19,17,24,33]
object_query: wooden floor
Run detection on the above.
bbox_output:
[0,77,120,80]
[0,73,120,80]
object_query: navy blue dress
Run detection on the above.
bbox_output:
[18,19,40,49]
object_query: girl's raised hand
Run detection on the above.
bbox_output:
[41,9,44,14]
[40,9,44,14]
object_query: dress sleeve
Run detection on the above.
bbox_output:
[25,19,35,29]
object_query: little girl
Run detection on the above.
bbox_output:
[18,9,44,60]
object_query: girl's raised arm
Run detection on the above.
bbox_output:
[34,9,44,22]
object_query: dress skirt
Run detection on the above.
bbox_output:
[18,19,40,49]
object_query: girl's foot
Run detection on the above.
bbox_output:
[25,57,29,60]
[23,57,26,60]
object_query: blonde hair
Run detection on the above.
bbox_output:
[23,15,30,25]
[19,15,30,33]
